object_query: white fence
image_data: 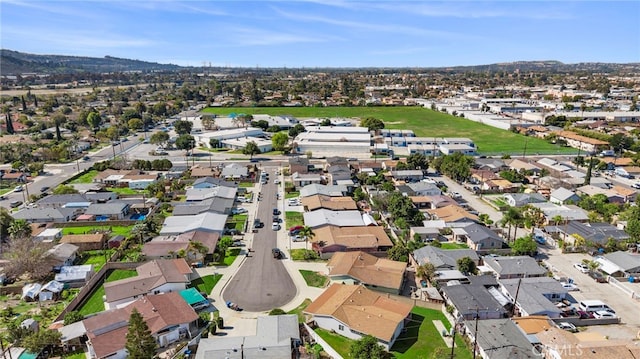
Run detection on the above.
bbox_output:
[607,276,640,300]
[303,323,343,359]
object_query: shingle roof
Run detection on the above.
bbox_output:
[327,251,406,290]
[304,284,412,342]
[412,246,479,269]
[463,319,536,359]
[483,256,547,277]
[311,225,393,250]
[84,201,128,215]
[303,209,364,228]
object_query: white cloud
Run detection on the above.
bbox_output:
[373,2,572,20]
[221,26,337,47]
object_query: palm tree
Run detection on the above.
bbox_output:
[8,219,32,239]
[551,215,564,226]
[299,226,315,249]
[500,207,521,242]
[416,263,436,283]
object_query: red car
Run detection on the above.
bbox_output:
[289,225,304,234]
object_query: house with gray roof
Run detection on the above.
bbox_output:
[327,165,352,185]
[12,207,75,223]
[549,187,580,205]
[292,172,323,188]
[36,194,89,208]
[441,282,509,321]
[84,201,130,220]
[172,197,234,216]
[160,212,228,235]
[529,202,589,223]
[451,223,504,251]
[464,319,536,359]
[405,182,442,196]
[220,163,248,179]
[45,243,79,267]
[595,251,640,277]
[84,192,118,203]
[192,177,237,189]
[195,315,300,359]
[482,256,547,279]
[560,221,630,246]
[502,193,546,207]
[390,170,424,182]
[299,184,348,198]
[411,246,479,270]
[303,209,365,228]
[185,186,237,202]
[499,277,568,318]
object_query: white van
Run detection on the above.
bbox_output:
[578,300,615,313]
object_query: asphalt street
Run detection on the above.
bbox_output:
[222,166,297,312]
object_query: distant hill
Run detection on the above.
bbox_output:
[0,49,181,75]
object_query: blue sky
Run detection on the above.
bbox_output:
[1,0,639,67]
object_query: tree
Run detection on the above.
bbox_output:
[406,153,429,170]
[53,184,79,195]
[173,120,193,135]
[299,226,315,247]
[0,207,13,240]
[175,134,195,151]
[439,152,474,181]
[63,311,84,325]
[87,112,102,133]
[128,118,144,131]
[387,243,409,262]
[202,115,216,130]
[125,308,157,358]
[416,263,436,281]
[457,256,477,274]
[511,235,538,255]
[271,132,289,151]
[3,106,15,134]
[350,335,390,359]
[243,141,261,159]
[149,131,170,146]
[360,117,385,131]
[217,236,234,260]
[268,308,287,315]
[52,113,67,141]
[3,237,50,280]
[288,123,305,138]
[8,219,32,239]
[22,329,61,354]
[209,138,220,148]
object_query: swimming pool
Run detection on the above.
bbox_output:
[130,214,146,221]
[18,351,37,359]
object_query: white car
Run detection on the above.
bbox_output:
[271,222,280,231]
[274,179,281,184]
[556,322,577,332]
[573,263,589,273]
[231,208,248,215]
[593,310,617,319]
[560,282,580,291]
[14,185,23,192]
[291,235,306,242]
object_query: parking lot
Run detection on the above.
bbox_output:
[541,249,640,339]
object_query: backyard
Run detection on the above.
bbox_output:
[202,107,577,155]
[440,242,470,250]
[62,225,134,236]
[77,269,138,316]
[78,249,115,271]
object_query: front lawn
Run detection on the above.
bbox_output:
[440,242,469,249]
[285,211,304,228]
[190,274,222,295]
[285,191,300,199]
[315,328,354,358]
[391,307,472,359]
[78,269,137,316]
[299,270,329,288]
[288,298,311,323]
[69,170,98,184]
[290,249,323,261]
[238,181,255,188]
[62,225,134,236]
[213,248,242,266]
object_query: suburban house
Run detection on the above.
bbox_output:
[36,194,90,209]
[327,251,406,294]
[310,225,393,258]
[554,130,609,153]
[220,163,248,180]
[577,185,626,204]
[595,251,640,277]
[84,202,130,220]
[60,234,107,252]
[159,212,228,235]
[499,277,568,318]
[440,276,509,320]
[535,325,640,359]
[189,167,216,178]
[303,209,366,228]
[451,223,504,251]
[54,265,95,287]
[410,246,480,270]
[304,284,412,350]
[390,170,424,182]
[195,315,300,359]
[299,184,348,198]
[142,230,219,262]
[482,256,547,279]
[403,182,442,196]
[464,319,536,359]
[12,207,75,223]
[559,221,630,246]
[192,177,237,189]
[45,243,79,268]
[289,156,310,175]
[529,202,589,223]
[549,187,580,205]
[502,193,546,207]
[301,195,358,211]
[34,228,63,242]
[83,292,199,359]
[410,195,458,210]
[172,197,235,216]
[103,259,193,309]
[291,172,324,188]
[185,186,237,202]
[326,164,353,185]
[427,205,479,223]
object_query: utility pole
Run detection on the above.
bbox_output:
[510,278,523,317]
[450,319,458,359]
[472,307,480,359]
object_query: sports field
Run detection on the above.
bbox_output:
[202,106,576,155]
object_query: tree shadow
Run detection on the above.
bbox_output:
[390,313,424,353]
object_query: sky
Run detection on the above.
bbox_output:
[1,0,639,68]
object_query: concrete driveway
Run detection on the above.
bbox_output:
[222,166,296,312]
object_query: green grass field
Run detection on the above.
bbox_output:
[78,249,115,271]
[202,106,577,155]
[285,211,304,228]
[78,269,137,316]
[70,170,99,184]
[62,225,134,236]
[213,248,242,266]
[391,307,472,359]
[190,274,223,295]
[299,270,329,288]
[440,242,469,250]
[315,328,354,358]
[287,298,312,323]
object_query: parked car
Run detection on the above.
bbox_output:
[10,200,23,208]
[291,235,306,242]
[272,222,280,231]
[593,310,617,319]
[253,219,264,229]
[272,248,282,259]
[289,225,304,234]
[82,156,91,161]
[556,322,577,332]
[573,263,589,273]
[589,271,607,283]
[231,208,248,215]
[40,186,50,193]
[274,179,281,184]
[560,282,580,291]
[273,208,280,215]
[14,185,23,192]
